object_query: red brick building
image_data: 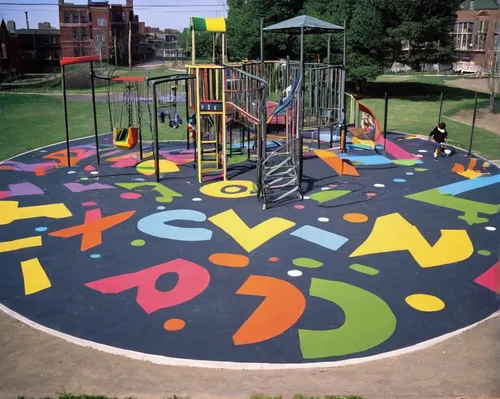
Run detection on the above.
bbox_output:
[58,0,147,65]
[454,0,500,72]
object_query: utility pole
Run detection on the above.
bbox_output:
[114,33,117,67]
[128,21,132,70]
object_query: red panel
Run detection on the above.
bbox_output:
[112,77,145,82]
[60,55,100,66]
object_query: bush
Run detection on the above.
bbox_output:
[64,68,108,90]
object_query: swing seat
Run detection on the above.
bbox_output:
[113,127,138,150]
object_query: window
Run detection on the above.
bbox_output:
[82,47,89,56]
[122,12,126,22]
[98,18,106,27]
[65,11,71,23]
[453,22,474,50]
[0,30,5,42]
[74,47,80,57]
[52,36,57,45]
[474,20,488,51]
[82,28,89,40]
[81,11,88,23]
[53,50,60,59]
[73,12,79,23]
[72,27,79,40]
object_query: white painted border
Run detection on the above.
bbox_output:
[1,131,499,370]
[0,304,497,370]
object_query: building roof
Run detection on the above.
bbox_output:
[263,15,344,34]
[15,28,60,35]
[459,0,500,10]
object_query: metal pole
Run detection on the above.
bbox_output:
[152,82,160,182]
[340,21,347,153]
[468,91,478,157]
[260,18,266,201]
[137,82,143,161]
[61,65,71,168]
[229,124,233,158]
[298,26,305,183]
[383,92,389,149]
[89,62,100,165]
[327,34,331,64]
[185,79,190,150]
[437,91,444,125]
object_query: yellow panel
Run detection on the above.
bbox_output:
[21,258,51,295]
[205,17,226,32]
[0,236,42,253]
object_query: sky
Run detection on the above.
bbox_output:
[0,0,228,31]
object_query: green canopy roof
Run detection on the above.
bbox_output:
[263,15,344,34]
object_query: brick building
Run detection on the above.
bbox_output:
[453,0,500,72]
[58,0,149,66]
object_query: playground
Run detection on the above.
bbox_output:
[0,13,499,399]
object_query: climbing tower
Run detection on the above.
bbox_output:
[186,17,228,183]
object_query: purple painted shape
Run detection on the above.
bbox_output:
[103,149,122,157]
[160,150,195,165]
[0,160,57,174]
[64,182,116,193]
[9,182,44,196]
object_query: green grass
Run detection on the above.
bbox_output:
[0,93,190,160]
[292,395,363,399]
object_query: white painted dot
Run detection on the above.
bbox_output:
[303,196,310,200]
[405,172,414,176]
[318,217,329,223]
[67,171,76,174]
[418,150,428,153]
[321,187,330,191]
[485,226,496,231]
[287,270,303,277]
[80,177,88,181]
[90,171,99,175]
[192,198,202,202]
[374,183,385,188]
[415,154,424,158]
[157,206,166,210]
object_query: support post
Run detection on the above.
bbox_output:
[114,34,117,67]
[327,34,331,64]
[191,26,195,65]
[468,91,478,157]
[128,22,132,71]
[185,80,190,150]
[383,92,389,149]
[89,62,100,165]
[438,91,444,125]
[229,124,233,158]
[61,65,71,168]
[298,26,305,183]
[340,21,347,153]
[152,82,160,182]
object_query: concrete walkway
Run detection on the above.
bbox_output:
[0,309,498,399]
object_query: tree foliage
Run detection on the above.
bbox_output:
[224,0,462,82]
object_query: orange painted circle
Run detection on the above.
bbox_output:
[269,257,279,262]
[343,213,369,223]
[209,253,249,268]
[164,319,185,331]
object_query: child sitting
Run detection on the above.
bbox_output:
[429,122,448,160]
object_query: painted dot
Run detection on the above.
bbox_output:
[209,253,249,268]
[294,204,305,210]
[287,270,303,277]
[133,178,145,182]
[131,239,145,247]
[157,206,166,210]
[39,150,48,153]
[349,263,379,276]
[318,217,329,222]
[120,192,142,199]
[82,201,97,207]
[329,184,338,188]
[393,178,407,183]
[415,154,424,158]
[269,257,279,262]
[67,171,76,174]
[164,318,185,331]
[186,181,192,184]
[225,186,241,193]
[343,213,368,223]
[405,172,414,176]
[485,226,496,231]
[80,177,88,181]
[366,192,376,197]
[405,294,445,312]
[84,165,95,171]
[292,258,323,268]
[35,226,48,232]
[418,149,428,153]
[90,171,99,175]
[478,250,491,256]
[414,168,428,172]
[192,197,202,202]
[303,196,310,200]
[321,187,331,191]
[374,183,385,188]
[90,254,101,259]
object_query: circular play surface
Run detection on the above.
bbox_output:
[0,134,498,368]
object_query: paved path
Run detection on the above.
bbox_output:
[0,310,498,399]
